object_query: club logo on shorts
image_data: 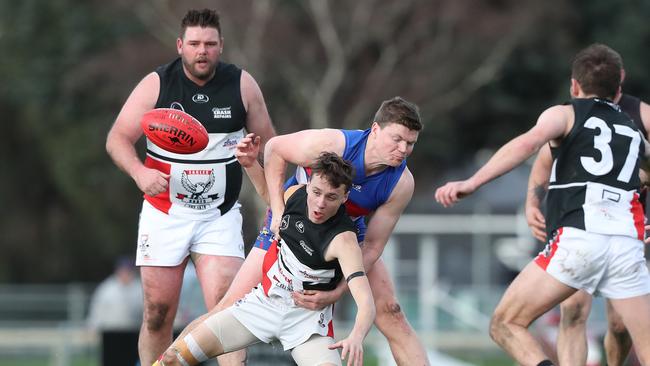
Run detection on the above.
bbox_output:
[295,221,305,233]
[280,215,290,231]
[138,234,151,259]
[318,313,326,328]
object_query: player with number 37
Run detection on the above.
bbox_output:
[435,44,650,366]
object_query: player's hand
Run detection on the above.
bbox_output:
[292,288,342,310]
[235,133,261,168]
[270,211,282,237]
[434,180,476,207]
[329,334,364,366]
[133,166,170,196]
[525,205,547,242]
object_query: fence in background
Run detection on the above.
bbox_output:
[1,213,608,365]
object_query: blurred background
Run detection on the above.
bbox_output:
[1,0,649,365]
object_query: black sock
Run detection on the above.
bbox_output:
[537,360,554,366]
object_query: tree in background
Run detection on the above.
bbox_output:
[1,0,649,282]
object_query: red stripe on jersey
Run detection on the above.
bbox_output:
[143,156,172,214]
[631,192,645,240]
[261,240,279,296]
[534,227,562,271]
[345,200,371,218]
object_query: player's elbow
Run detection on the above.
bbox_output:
[516,135,543,158]
[263,136,279,162]
[105,130,117,156]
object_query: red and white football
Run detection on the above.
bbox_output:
[141,108,209,154]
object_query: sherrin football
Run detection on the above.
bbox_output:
[141,108,209,154]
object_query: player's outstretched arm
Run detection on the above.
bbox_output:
[106,72,170,196]
[526,144,552,242]
[435,105,571,207]
[264,129,346,234]
[362,168,414,272]
[325,231,375,366]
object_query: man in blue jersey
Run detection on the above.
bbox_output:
[179,96,429,365]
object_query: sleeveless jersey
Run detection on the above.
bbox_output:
[619,94,646,137]
[261,186,356,301]
[546,98,645,239]
[143,58,247,219]
[286,129,406,240]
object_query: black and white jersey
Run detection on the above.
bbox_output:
[619,94,645,137]
[546,98,645,239]
[261,186,356,300]
[143,58,247,219]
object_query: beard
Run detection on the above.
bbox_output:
[181,56,217,81]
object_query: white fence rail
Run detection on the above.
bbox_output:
[0,213,548,365]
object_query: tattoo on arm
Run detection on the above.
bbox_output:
[533,184,547,202]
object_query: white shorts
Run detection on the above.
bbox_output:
[136,201,244,266]
[230,286,334,351]
[535,227,650,299]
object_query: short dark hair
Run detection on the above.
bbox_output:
[180,9,222,38]
[571,44,623,100]
[310,152,354,192]
[373,96,422,131]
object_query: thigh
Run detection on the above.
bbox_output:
[193,254,244,308]
[495,261,576,327]
[202,308,260,354]
[291,334,340,366]
[191,207,245,258]
[609,294,650,357]
[559,289,593,317]
[214,247,267,311]
[140,259,188,310]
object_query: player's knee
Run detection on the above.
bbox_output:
[608,318,629,338]
[376,299,406,324]
[560,300,588,328]
[489,310,506,343]
[144,302,172,332]
[489,306,522,343]
[159,349,180,365]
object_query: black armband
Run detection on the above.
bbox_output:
[346,271,365,283]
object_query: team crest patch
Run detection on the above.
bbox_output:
[177,169,219,210]
[280,215,290,230]
[295,221,305,233]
